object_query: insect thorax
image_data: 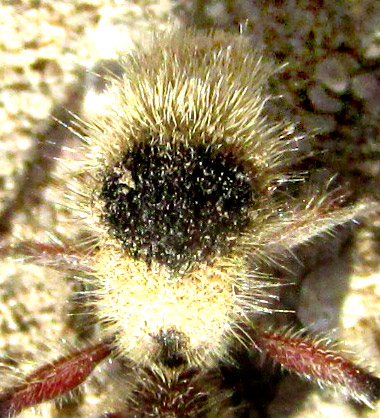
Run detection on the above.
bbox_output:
[99,140,256,270]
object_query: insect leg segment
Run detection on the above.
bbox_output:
[0,241,91,273]
[251,328,380,407]
[0,340,113,417]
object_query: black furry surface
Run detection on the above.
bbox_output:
[100,142,254,269]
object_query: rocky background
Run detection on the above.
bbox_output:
[1,1,380,417]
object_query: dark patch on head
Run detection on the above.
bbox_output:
[151,328,187,368]
[100,141,255,269]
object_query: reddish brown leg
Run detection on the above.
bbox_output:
[0,241,91,272]
[253,329,380,407]
[0,340,113,417]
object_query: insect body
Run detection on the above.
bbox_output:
[0,29,379,417]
